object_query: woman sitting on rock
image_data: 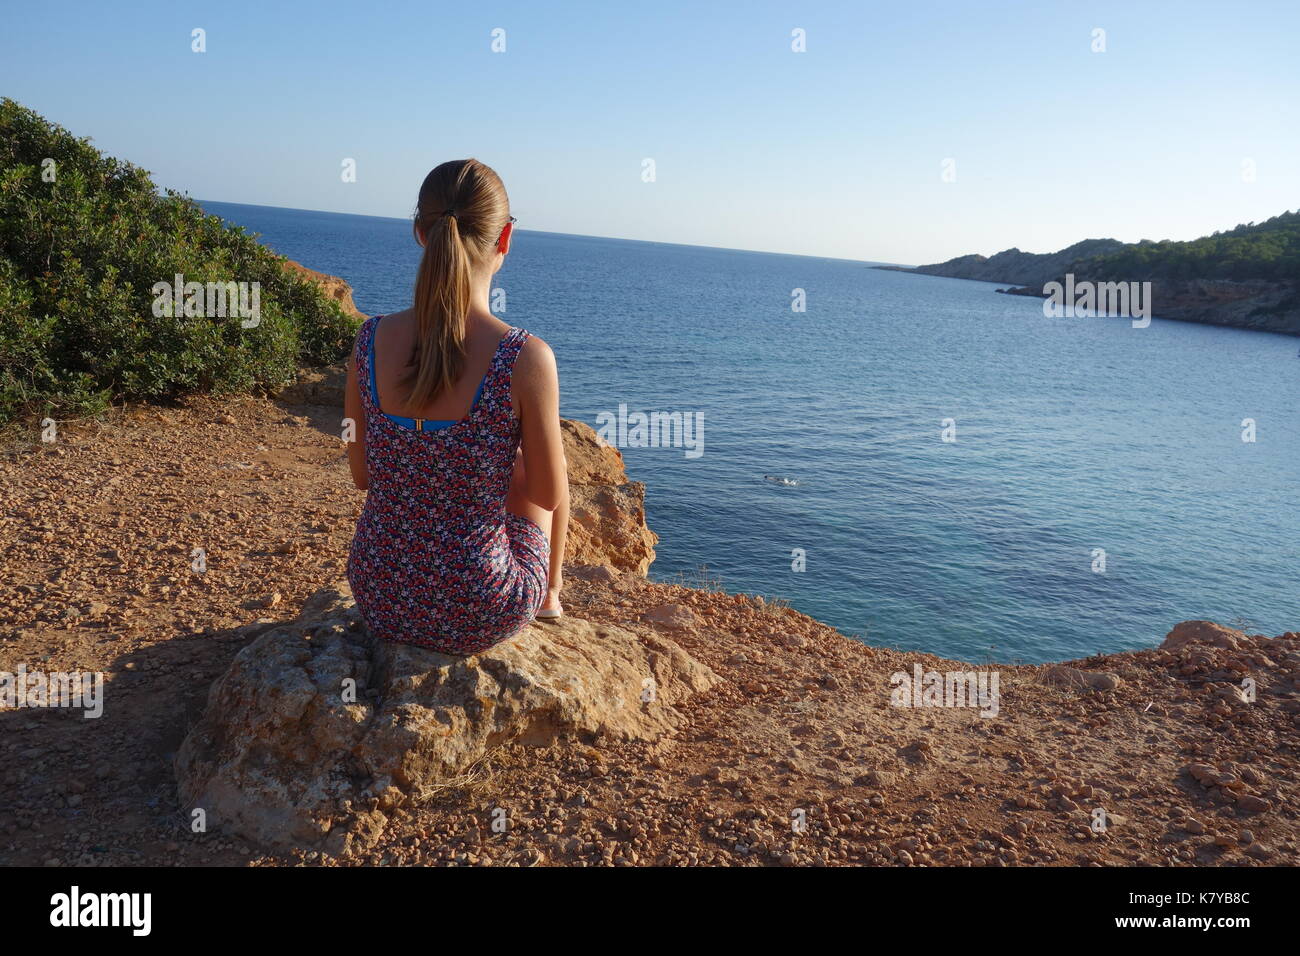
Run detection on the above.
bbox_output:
[344,158,568,653]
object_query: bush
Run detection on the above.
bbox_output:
[0,98,360,427]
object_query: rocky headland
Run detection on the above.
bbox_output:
[881,239,1300,336]
[1,268,1296,867]
[888,239,1127,288]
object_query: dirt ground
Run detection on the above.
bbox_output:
[1,391,1296,867]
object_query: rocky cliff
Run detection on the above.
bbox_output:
[162,267,1297,866]
[887,238,1300,336]
[5,264,1295,869]
[996,277,1300,335]
[164,410,1300,865]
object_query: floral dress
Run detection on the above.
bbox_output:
[346,315,549,654]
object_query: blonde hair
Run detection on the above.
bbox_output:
[406,158,510,406]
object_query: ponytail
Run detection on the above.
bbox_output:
[407,212,471,407]
[404,159,511,408]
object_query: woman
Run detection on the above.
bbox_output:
[344,158,568,654]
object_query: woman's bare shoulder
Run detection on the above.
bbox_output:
[516,332,555,371]
[511,332,557,392]
[373,308,415,337]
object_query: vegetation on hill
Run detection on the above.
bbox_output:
[1077,211,1300,283]
[0,99,360,428]
[909,214,1300,287]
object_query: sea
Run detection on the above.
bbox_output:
[199,199,1300,664]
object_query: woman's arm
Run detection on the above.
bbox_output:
[344,330,369,491]
[513,335,566,510]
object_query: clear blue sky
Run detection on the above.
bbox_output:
[3,0,1296,263]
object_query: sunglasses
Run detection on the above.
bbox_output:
[497,215,516,249]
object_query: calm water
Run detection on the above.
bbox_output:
[201,200,1300,663]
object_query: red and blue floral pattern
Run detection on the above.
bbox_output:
[346,315,549,654]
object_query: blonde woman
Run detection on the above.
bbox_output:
[345,159,568,652]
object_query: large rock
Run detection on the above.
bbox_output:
[561,417,626,483]
[1044,665,1121,693]
[563,421,658,575]
[1162,620,1246,652]
[174,582,716,856]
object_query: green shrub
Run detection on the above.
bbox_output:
[0,98,360,428]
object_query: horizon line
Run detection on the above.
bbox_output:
[192,196,912,269]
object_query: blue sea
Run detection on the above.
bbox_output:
[201,200,1300,664]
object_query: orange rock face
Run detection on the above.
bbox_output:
[561,419,658,575]
[280,258,365,320]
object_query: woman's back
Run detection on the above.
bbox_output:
[344,157,568,654]
[370,309,511,425]
[347,312,549,652]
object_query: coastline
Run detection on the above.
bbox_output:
[2,264,1295,867]
[875,265,1300,338]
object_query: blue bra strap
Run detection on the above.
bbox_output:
[369,315,489,432]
